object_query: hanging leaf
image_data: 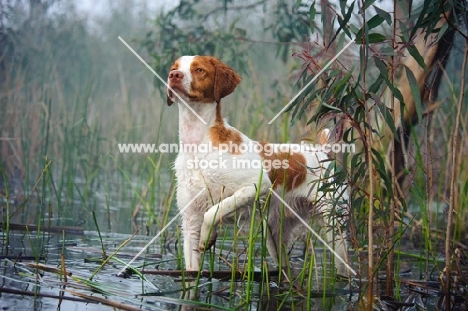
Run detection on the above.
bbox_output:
[363,0,376,10]
[309,1,316,33]
[373,56,405,104]
[373,5,392,25]
[368,33,387,43]
[333,67,354,96]
[355,32,387,44]
[372,93,397,135]
[407,45,427,70]
[355,13,386,43]
[329,1,354,47]
[404,66,423,122]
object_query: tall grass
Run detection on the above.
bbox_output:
[0,1,178,232]
[1,0,468,310]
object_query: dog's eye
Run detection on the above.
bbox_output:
[196,68,204,73]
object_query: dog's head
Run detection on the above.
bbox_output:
[166,56,241,106]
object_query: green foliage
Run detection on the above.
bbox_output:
[142,0,321,74]
[282,0,468,300]
[2,0,468,308]
[142,0,254,92]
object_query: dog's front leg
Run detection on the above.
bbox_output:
[198,184,266,251]
[181,212,204,271]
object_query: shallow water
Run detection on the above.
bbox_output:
[0,178,466,310]
[0,227,329,308]
[1,226,460,311]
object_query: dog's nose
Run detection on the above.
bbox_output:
[169,70,184,82]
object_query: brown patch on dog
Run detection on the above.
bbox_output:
[166,56,241,106]
[209,121,243,153]
[186,57,218,103]
[184,56,242,104]
[207,57,241,104]
[259,142,307,191]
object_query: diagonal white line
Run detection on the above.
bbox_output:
[269,188,356,275]
[117,188,206,276]
[268,39,355,124]
[118,36,207,125]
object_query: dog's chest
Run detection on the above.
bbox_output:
[175,147,265,199]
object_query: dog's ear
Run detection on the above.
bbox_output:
[209,57,241,103]
[166,74,174,106]
[166,91,174,106]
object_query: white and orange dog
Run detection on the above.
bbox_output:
[166,56,349,273]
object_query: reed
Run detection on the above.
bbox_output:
[1,1,468,310]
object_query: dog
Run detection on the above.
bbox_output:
[166,55,349,273]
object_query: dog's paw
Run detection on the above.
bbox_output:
[198,228,218,252]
